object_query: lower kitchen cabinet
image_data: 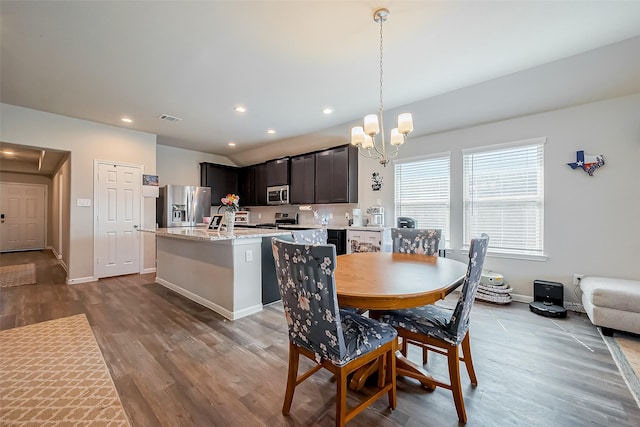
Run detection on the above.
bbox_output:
[346,228,391,253]
[327,229,346,255]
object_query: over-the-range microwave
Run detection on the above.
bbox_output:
[267,185,289,205]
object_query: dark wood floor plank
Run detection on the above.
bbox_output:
[1,249,639,426]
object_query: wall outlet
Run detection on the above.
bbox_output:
[329,213,333,220]
[345,212,350,220]
[258,213,261,219]
[572,274,584,286]
[245,250,253,262]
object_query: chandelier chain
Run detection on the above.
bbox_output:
[379,16,384,114]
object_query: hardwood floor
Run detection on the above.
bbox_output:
[1,250,639,426]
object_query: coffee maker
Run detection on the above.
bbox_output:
[366,201,384,227]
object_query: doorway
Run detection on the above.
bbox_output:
[94,161,142,278]
[0,183,47,252]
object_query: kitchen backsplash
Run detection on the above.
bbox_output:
[215,204,358,227]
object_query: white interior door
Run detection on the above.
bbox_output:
[96,162,141,278]
[0,183,46,252]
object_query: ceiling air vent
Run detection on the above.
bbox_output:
[158,114,183,122]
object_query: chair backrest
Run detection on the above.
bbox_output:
[391,228,442,255]
[271,237,346,364]
[290,229,328,245]
[446,234,489,344]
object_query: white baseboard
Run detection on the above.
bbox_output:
[50,246,63,260]
[66,276,97,285]
[142,267,156,274]
[155,277,263,320]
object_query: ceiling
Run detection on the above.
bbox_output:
[2,1,640,167]
[0,142,68,175]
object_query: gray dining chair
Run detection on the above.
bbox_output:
[380,234,489,424]
[391,228,442,256]
[271,237,397,426]
[290,228,328,245]
[391,228,443,360]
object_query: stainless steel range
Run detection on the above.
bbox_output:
[256,212,298,229]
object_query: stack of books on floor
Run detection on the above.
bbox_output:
[477,271,512,304]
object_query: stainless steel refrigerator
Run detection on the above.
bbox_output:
[157,185,211,227]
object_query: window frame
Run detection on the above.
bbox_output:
[462,137,546,260]
[394,152,451,248]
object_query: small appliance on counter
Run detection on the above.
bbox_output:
[397,217,417,228]
[352,208,363,227]
[234,211,250,226]
[366,200,384,227]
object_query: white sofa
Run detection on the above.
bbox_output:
[580,277,640,336]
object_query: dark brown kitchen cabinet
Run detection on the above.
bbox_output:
[266,158,290,186]
[290,154,315,204]
[255,162,268,205]
[199,162,239,206]
[327,229,347,255]
[314,145,358,204]
[238,166,256,206]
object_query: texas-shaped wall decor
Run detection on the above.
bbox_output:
[567,150,605,176]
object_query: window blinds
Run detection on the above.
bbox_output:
[394,155,450,247]
[463,139,545,255]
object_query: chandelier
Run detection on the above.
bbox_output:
[350,8,413,167]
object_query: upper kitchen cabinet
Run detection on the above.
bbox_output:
[290,153,315,204]
[314,145,358,204]
[266,158,290,187]
[255,162,268,206]
[200,162,239,206]
[238,166,256,207]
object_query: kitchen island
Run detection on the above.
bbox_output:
[152,227,290,320]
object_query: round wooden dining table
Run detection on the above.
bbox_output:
[334,252,468,310]
[334,251,468,390]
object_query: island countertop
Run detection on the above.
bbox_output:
[143,227,290,242]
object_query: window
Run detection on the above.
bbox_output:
[463,138,545,257]
[394,154,450,247]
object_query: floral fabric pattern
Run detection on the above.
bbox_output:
[272,238,397,366]
[391,228,442,256]
[380,234,489,346]
[290,229,328,245]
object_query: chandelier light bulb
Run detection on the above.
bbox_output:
[390,128,404,146]
[363,135,375,149]
[364,114,380,136]
[398,113,414,134]
[351,126,366,146]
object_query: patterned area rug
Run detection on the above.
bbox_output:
[0,263,36,287]
[601,330,640,408]
[0,314,130,425]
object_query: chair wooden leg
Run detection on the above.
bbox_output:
[401,337,408,357]
[447,344,467,424]
[282,342,300,415]
[387,342,397,410]
[461,332,477,386]
[422,345,429,365]
[336,370,348,427]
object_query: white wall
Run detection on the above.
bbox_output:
[156,144,236,187]
[0,103,157,282]
[358,93,640,304]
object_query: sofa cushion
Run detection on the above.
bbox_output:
[580,277,640,312]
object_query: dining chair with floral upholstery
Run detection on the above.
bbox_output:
[380,234,489,424]
[271,237,397,426]
[290,228,328,245]
[391,228,442,256]
[391,228,443,362]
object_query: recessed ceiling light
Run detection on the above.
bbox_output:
[234,106,247,113]
[228,142,236,147]
[267,129,276,134]
[121,117,133,123]
[1,150,15,156]
[322,107,333,115]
